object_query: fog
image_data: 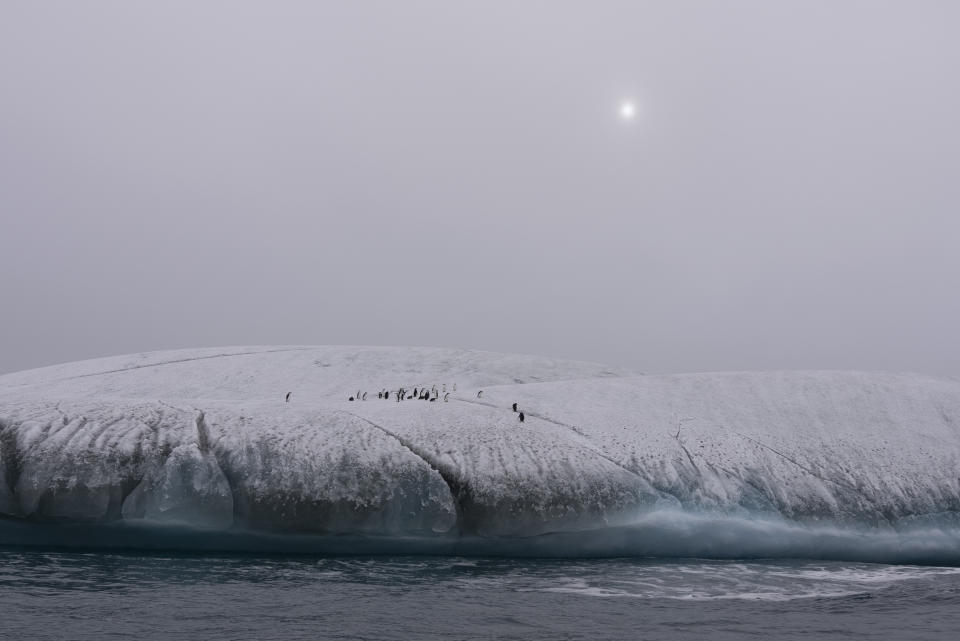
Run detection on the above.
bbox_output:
[1,1,958,376]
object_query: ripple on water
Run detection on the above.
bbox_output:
[3,552,960,640]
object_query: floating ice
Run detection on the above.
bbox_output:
[1,346,959,561]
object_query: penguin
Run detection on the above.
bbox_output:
[362,392,367,401]
[443,392,450,402]
[519,412,525,423]
[413,388,418,398]
[349,396,355,401]
[512,402,517,412]
[285,392,291,403]
[477,390,483,398]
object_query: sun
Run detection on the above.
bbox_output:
[619,100,637,121]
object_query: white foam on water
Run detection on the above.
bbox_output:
[518,561,960,602]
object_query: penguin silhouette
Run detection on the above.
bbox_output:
[512,402,517,412]
[477,390,483,398]
[285,392,291,403]
[518,412,525,423]
[443,393,450,402]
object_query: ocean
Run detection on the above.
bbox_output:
[3,550,960,640]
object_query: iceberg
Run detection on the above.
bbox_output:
[2,345,959,562]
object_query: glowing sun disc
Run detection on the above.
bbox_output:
[619,101,637,120]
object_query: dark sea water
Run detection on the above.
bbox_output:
[3,550,960,640]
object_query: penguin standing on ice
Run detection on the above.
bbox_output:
[511,402,517,412]
[477,390,483,398]
[443,392,450,402]
[362,392,367,401]
[518,412,525,423]
[285,392,291,403]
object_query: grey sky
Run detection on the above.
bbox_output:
[2,1,958,377]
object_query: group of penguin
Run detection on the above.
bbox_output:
[384,385,450,402]
[350,383,454,403]
[284,386,525,422]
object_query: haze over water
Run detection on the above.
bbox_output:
[2,1,959,378]
[3,2,959,639]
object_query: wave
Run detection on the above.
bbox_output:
[3,510,960,565]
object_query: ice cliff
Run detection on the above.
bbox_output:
[1,346,959,559]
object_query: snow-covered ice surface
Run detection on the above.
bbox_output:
[2,345,960,563]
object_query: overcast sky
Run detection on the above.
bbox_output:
[1,1,958,377]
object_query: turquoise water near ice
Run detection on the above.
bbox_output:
[3,550,960,640]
